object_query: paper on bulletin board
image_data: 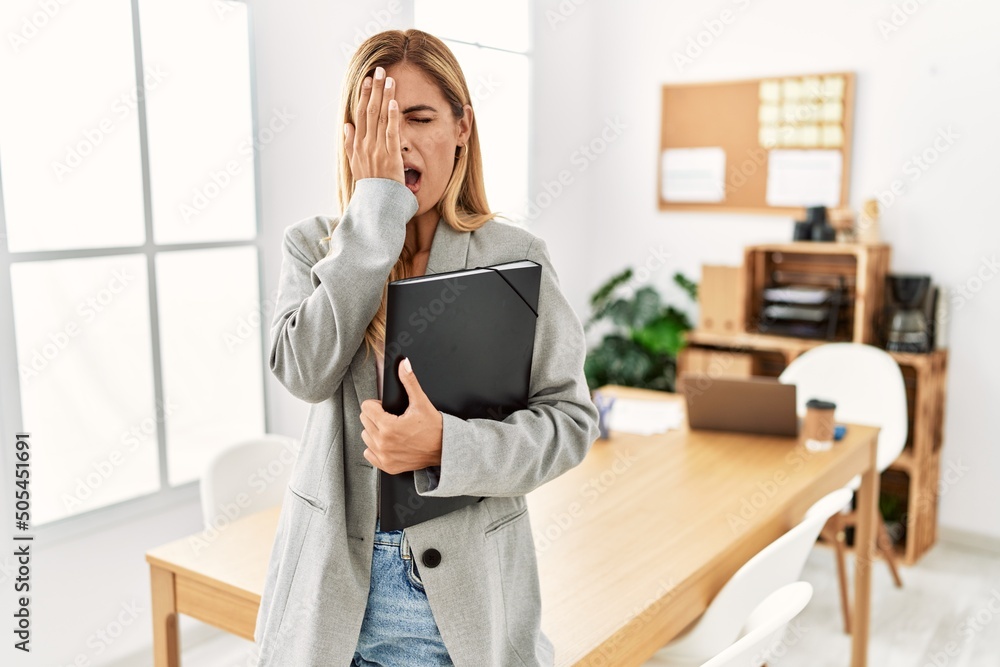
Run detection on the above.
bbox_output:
[661,147,726,203]
[765,149,842,207]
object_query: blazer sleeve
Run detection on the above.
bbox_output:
[269,178,419,403]
[412,235,601,498]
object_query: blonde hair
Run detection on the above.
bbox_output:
[323,29,498,364]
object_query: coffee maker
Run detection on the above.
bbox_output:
[884,274,935,353]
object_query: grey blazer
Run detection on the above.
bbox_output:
[253,178,601,666]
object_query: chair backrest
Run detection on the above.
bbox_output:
[663,488,852,660]
[700,582,813,667]
[778,343,908,473]
[199,434,299,530]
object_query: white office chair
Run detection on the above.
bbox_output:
[778,342,908,631]
[643,488,852,666]
[700,582,813,667]
[779,343,908,481]
[199,434,300,530]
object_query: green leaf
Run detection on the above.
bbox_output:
[673,272,698,301]
[610,344,654,385]
[585,267,633,329]
[632,313,689,356]
[631,287,662,329]
[584,267,696,393]
[589,267,632,310]
[585,335,652,387]
[584,354,604,390]
[606,298,635,328]
[583,334,626,389]
[663,305,694,330]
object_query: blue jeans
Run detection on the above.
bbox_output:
[352,517,454,666]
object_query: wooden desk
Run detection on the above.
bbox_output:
[530,385,879,666]
[146,385,880,666]
[146,506,274,665]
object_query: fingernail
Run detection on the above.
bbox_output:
[375,66,384,80]
[343,123,349,136]
[389,99,397,110]
[402,357,412,374]
[385,76,393,89]
[363,77,371,88]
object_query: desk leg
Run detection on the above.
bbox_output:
[851,438,879,667]
[150,565,180,667]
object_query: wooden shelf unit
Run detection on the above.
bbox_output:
[743,242,891,343]
[680,242,946,566]
[679,331,948,566]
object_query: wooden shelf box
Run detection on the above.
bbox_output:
[881,351,948,565]
[680,242,946,565]
[742,242,891,343]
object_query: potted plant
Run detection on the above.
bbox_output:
[583,268,697,393]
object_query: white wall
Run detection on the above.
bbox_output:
[526,0,599,317]
[542,0,999,540]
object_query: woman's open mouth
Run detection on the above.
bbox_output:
[404,168,421,194]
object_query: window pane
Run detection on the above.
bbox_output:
[10,256,158,524]
[448,43,529,224]
[0,0,145,252]
[415,0,530,52]
[155,246,266,485]
[138,0,257,244]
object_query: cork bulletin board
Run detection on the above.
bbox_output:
[657,71,855,216]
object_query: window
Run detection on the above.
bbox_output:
[0,0,266,527]
[414,0,531,226]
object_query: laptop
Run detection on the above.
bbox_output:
[678,373,799,437]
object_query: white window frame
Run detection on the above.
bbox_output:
[0,0,268,545]
[412,11,535,229]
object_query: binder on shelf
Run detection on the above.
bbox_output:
[378,258,542,531]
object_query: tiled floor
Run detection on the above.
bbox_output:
[113,541,1000,666]
[779,541,1000,667]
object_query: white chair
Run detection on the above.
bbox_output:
[199,434,299,530]
[778,342,908,632]
[700,582,813,667]
[644,488,852,666]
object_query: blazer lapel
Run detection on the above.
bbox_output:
[351,215,471,409]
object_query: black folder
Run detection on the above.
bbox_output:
[377,258,542,530]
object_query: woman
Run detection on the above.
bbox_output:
[253,29,600,667]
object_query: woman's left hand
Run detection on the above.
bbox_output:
[359,357,443,474]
